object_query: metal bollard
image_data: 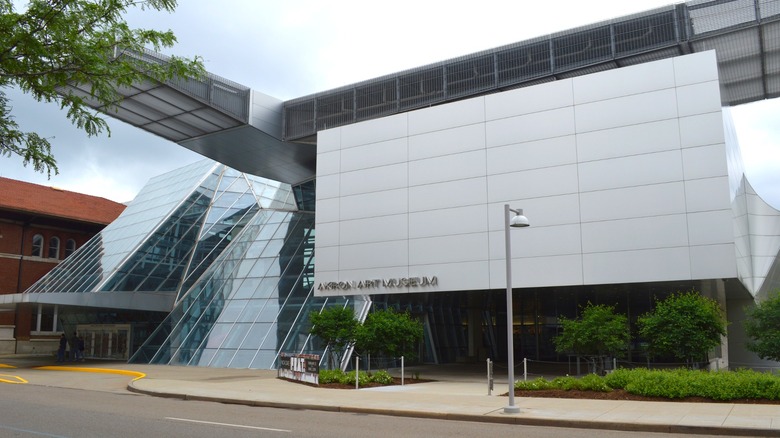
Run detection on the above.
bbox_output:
[401,356,405,386]
[523,357,527,381]
[487,358,494,395]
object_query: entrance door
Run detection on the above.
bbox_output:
[76,324,131,360]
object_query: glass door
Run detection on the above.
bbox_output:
[77,324,132,360]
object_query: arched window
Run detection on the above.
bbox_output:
[48,236,60,259]
[65,239,77,258]
[31,234,44,257]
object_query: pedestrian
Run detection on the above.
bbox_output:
[56,333,66,362]
[77,335,85,361]
[68,333,78,362]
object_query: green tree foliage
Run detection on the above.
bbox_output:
[553,303,629,374]
[354,309,424,360]
[744,292,780,361]
[0,0,204,176]
[638,290,727,365]
[309,306,358,369]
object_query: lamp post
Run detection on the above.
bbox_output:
[504,204,529,414]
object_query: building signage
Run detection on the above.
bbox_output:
[317,276,438,291]
[278,353,320,384]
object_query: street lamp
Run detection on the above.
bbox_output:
[504,204,529,414]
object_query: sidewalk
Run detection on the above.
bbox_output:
[2,356,780,436]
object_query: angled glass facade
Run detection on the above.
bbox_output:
[131,209,349,368]
[25,160,354,368]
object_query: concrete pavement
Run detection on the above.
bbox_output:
[1,355,779,436]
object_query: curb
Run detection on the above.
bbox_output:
[126,382,778,437]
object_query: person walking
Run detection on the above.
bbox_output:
[56,333,66,362]
[68,333,78,362]
[77,335,85,361]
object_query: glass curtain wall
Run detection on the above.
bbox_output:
[130,176,352,369]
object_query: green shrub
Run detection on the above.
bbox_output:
[708,369,780,401]
[578,373,612,392]
[550,376,579,390]
[516,374,611,392]
[320,366,780,399]
[603,368,635,389]
[624,368,690,398]
[318,368,398,387]
[342,370,371,387]
[515,377,554,390]
[318,369,345,384]
[370,370,394,385]
[512,368,780,400]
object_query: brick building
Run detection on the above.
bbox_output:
[0,177,125,353]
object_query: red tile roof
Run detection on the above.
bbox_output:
[0,177,126,225]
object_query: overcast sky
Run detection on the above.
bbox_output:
[1,0,778,208]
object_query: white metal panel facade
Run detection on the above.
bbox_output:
[314,51,739,296]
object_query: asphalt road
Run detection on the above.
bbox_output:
[0,384,724,438]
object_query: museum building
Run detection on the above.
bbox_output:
[2,0,779,370]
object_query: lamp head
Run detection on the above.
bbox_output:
[509,209,530,228]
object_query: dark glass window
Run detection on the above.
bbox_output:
[65,239,77,258]
[31,234,44,257]
[30,304,56,332]
[292,179,316,212]
[48,236,60,259]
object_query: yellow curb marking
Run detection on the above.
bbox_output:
[33,366,146,381]
[0,364,16,368]
[0,374,27,384]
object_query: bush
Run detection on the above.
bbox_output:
[317,369,396,387]
[516,374,611,392]
[355,309,423,360]
[745,292,780,361]
[515,377,554,390]
[342,370,371,387]
[578,373,612,392]
[603,368,634,389]
[553,303,629,376]
[624,368,692,398]
[318,369,345,384]
[370,370,394,385]
[638,290,727,365]
[514,368,780,401]
[549,375,579,390]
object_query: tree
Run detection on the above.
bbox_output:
[354,309,424,362]
[309,306,358,369]
[553,302,629,374]
[638,290,727,366]
[744,292,780,361]
[0,0,204,176]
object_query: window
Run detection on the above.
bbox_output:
[30,304,58,333]
[48,236,60,259]
[31,234,44,257]
[65,239,77,258]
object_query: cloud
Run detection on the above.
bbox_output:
[731,101,780,207]
[0,88,202,203]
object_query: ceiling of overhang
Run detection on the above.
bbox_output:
[699,20,780,105]
[0,291,175,313]
[65,76,250,141]
[63,65,318,183]
[180,126,316,185]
